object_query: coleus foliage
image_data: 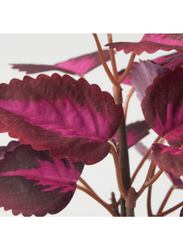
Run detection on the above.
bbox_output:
[0,141,84,216]
[142,67,183,178]
[1,33,183,216]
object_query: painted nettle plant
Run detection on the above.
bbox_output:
[1,33,183,217]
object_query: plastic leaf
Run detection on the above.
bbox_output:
[151,143,183,178]
[10,50,111,76]
[0,73,123,165]
[129,60,169,102]
[0,143,84,216]
[152,52,183,69]
[180,207,183,216]
[113,120,150,148]
[167,173,183,187]
[106,34,183,55]
[142,67,183,148]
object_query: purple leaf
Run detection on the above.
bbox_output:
[0,140,20,160]
[0,73,123,165]
[167,173,183,187]
[152,52,183,69]
[129,60,169,102]
[0,143,84,216]
[113,120,150,148]
[142,67,183,148]
[106,34,183,55]
[151,143,183,178]
[10,50,111,76]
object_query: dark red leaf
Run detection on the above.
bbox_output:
[113,120,150,148]
[142,67,183,148]
[0,73,123,164]
[10,50,111,76]
[106,34,183,55]
[0,143,84,216]
[151,143,183,178]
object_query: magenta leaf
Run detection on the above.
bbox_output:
[0,140,20,160]
[129,60,169,102]
[142,67,183,148]
[0,143,84,216]
[106,34,183,55]
[113,120,150,148]
[152,52,183,69]
[10,50,111,76]
[0,73,123,165]
[151,143,183,178]
[167,173,183,187]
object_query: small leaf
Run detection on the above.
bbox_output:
[152,52,183,69]
[142,67,183,148]
[129,60,168,102]
[113,120,150,148]
[167,173,183,187]
[0,73,123,164]
[10,50,111,76]
[179,207,183,216]
[151,143,183,178]
[106,34,183,55]
[0,143,84,216]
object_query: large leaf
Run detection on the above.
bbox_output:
[142,67,183,148]
[0,73,123,165]
[106,34,183,55]
[151,143,183,178]
[0,142,84,216]
[10,50,111,76]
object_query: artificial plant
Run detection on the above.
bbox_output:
[0,33,183,216]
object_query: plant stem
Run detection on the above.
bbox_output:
[93,34,118,86]
[155,201,183,216]
[78,177,97,196]
[76,184,117,217]
[131,135,161,185]
[146,165,156,216]
[157,185,175,214]
[117,52,136,84]
[109,141,128,199]
[123,87,134,121]
[107,34,119,79]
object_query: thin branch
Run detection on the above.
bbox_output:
[76,184,117,217]
[78,177,97,196]
[147,165,156,216]
[157,185,175,214]
[131,135,161,185]
[107,34,119,79]
[93,34,118,86]
[117,52,136,84]
[108,140,128,199]
[155,201,183,217]
[144,169,164,187]
[123,87,135,121]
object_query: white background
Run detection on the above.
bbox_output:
[0,33,182,217]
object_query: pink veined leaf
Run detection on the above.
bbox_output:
[0,142,84,216]
[151,143,183,178]
[113,120,150,148]
[10,50,111,76]
[0,73,123,165]
[152,52,183,69]
[142,67,183,148]
[106,34,183,55]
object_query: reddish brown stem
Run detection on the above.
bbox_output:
[117,52,136,84]
[155,201,183,217]
[93,34,118,86]
[107,34,119,79]
[76,184,117,217]
[123,87,134,121]
[157,185,175,214]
